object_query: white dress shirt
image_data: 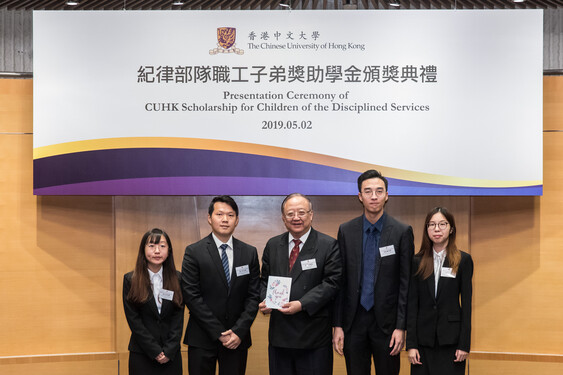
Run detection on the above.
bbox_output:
[148,267,163,313]
[212,233,234,275]
[433,249,446,297]
[288,228,312,257]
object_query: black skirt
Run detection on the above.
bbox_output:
[129,350,183,375]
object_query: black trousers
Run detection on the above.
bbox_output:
[343,307,400,375]
[269,345,333,375]
[188,344,248,375]
[411,344,466,375]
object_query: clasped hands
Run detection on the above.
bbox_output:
[155,352,169,364]
[220,329,241,349]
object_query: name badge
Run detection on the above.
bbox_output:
[236,265,250,276]
[441,267,456,278]
[301,259,317,270]
[379,245,396,257]
[159,289,174,301]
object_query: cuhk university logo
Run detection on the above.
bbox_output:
[210,27,244,55]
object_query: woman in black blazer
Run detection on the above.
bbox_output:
[123,228,184,375]
[406,207,473,375]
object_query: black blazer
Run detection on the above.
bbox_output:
[181,234,260,350]
[334,214,414,335]
[123,271,184,361]
[406,251,473,352]
[260,228,342,349]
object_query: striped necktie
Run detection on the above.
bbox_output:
[220,243,230,283]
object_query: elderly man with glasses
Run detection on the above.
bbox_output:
[259,193,342,375]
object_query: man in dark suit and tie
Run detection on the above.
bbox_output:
[333,170,414,375]
[182,195,261,375]
[259,193,342,375]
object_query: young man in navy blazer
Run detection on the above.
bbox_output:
[333,170,414,375]
[182,195,261,375]
[259,193,342,375]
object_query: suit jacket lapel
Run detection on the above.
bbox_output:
[427,272,436,302]
[231,237,242,285]
[148,294,161,317]
[159,271,179,317]
[350,217,364,287]
[206,235,230,290]
[436,256,450,300]
[374,213,390,285]
[278,232,290,277]
[290,229,319,282]
[379,215,392,248]
[160,298,171,317]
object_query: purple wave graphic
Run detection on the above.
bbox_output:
[33,148,357,188]
[32,176,541,196]
[33,148,542,196]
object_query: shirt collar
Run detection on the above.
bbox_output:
[211,232,233,250]
[363,212,386,234]
[148,266,163,280]
[433,248,446,260]
[289,227,312,245]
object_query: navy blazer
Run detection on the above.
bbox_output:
[260,228,342,349]
[334,214,414,335]
[182,234,260,350]
[123,271,184,361]
[406,251,473,352]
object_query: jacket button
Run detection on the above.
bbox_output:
[433,305,437,310]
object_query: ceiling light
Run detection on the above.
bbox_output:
[389,0,400,7]
[512,0,525,2]
[172,0,185,5]
[66,0,80,5]
[279,3,292,9]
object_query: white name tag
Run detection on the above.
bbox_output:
[379,245,396,257]
[236,264,250,276]
[441,267,456,278]
[301,259,317,270]
[159,289,174,301]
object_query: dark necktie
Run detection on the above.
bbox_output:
[360,227,379,310]
[289,239,301,271]
[220,243,230,283]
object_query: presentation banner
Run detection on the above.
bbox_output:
[33,10,543,196]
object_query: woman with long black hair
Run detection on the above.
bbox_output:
[407,207,473,375]
[123,228,184,375]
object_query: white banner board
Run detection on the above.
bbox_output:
[33,10,543,195]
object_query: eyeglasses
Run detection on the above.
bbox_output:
[284,210,311,220]
[427,222,449,230]
[362,188,386,197]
